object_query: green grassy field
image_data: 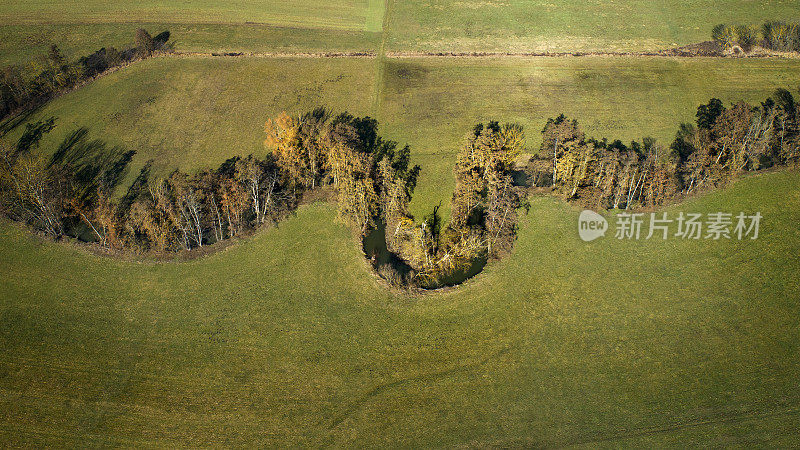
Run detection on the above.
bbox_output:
[385,0,800,52]
[5,55,798,219]
[0,0,385,31]
[0,167,797,446]
[2,1,800,445]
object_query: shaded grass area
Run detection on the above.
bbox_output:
[0,23,381,66]
[0,170,798,446]
[4,56,798,219]
[385,0,800,53]
[1,57,376,192]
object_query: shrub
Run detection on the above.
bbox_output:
[711,22,800,52]
[378,264,404,287]
[734,25,757,51]
[711,24,726,44]
[134,29,155,57]
[712,24,738,49]
[762,21,800,51]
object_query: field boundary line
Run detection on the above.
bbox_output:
[168,51,377,58]
[369,0,393,115]
[4,44,799,129]
[166,50,800,60]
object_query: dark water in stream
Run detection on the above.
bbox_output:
[362,223,414,276]
[362,223,487,289]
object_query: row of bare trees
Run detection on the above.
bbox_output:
[0,108,421,255]
[0,122,135,240]
[115,155,293,252]
[532,88,800,210]
[0,124,294,253]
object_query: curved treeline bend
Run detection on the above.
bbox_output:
[0,107,522,289]
[0,29,171,121]
[1,90,799,289]
[528,88,800,211]
[384,122,528,288]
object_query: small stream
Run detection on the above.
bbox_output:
[362,222,487,289]
[362,223,414,277]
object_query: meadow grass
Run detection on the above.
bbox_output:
[385,0,800,52]
[0,168,797,446]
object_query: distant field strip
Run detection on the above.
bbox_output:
[385,0,800,52]
[0,0,378,31]
[0,23,383,66]
[3,0,800,62]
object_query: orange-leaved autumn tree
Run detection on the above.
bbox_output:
[265,112,309,188]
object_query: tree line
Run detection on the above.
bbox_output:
[529,88,800,210]
[712,21,800,53]
[0,111,525,289]
[0,29,170,120]
[3,91,797,288]
[0,121,134,240]
[0,108,420,255]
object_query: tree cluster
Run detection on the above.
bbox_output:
[0,29,170,120]
[113,154,295,252]
[712,21,800,53]
[265,108,420,234]
[1,138,300,252]
[532,88,800,210]
[0,121,135,240]
[388,122,527,288]
[761,21,800,52]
